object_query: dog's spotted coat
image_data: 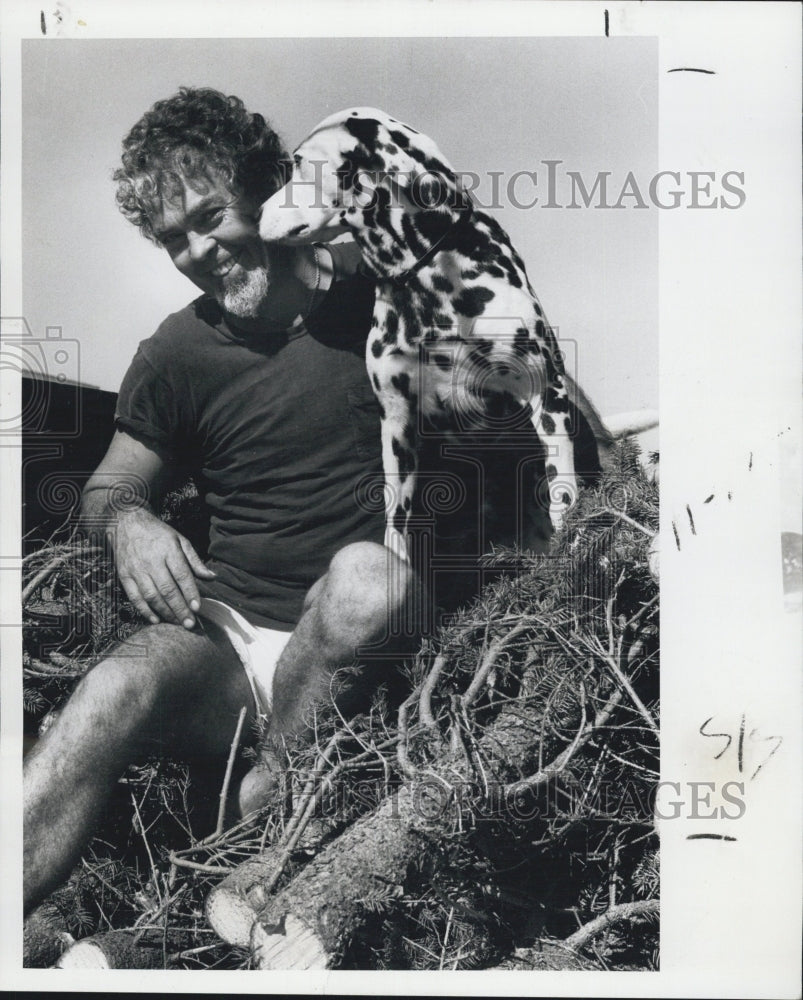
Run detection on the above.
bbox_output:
[260,108,578,561]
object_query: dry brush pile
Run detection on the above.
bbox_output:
[23,442,659,971]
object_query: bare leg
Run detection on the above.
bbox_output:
[23,619,254,916]
[270,541,419,738]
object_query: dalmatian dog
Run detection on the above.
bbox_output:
[259,107,579,562]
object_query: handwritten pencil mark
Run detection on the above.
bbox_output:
[687,833,737,841]
[700,717,732,759]
[686,504,696,535]
[748,730,783,780]
[668,68,716,75]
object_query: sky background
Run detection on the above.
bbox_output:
[21,36,658,423]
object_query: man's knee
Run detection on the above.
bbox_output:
[318,541,419,649]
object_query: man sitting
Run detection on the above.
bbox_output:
[23,87,418,916]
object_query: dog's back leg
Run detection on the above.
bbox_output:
[528,354,578,534]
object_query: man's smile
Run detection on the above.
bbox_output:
[211,251,242,278]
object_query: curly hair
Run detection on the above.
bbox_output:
[114,87,289,244]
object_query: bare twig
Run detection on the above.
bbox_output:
[214,706,247,838]
[461,619,530,710]
[167,855,230,876]
[397,691,421,780]
[419,652,448,732]
[508,685,624,794]
[592,633,658,736]
[130,791,163,906]
[586,508,656,538]
[564,899,659,951]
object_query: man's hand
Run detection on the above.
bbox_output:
[82,429,217,631]
[111,507,216,629]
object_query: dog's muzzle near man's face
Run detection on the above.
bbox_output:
[259,161,348,245]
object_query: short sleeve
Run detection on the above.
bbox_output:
[114,345,186,457]
[327,240,364,281]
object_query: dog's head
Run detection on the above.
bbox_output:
[259,107,469,279]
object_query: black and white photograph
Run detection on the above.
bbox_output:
[1,1,800,994]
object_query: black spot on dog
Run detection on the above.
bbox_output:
[513,327,530,355]
[495,254,523,289]
[399,214,428,261]
[535,319,546,338]
[453,286,495,318]
[541,413,556,435]
[545,463,557,481]
[390,372,412,398]
[371,339,384,358]
[391,437,416,479]
[534,302,543,316]
[385,142,399,155]
[461,268,481,281]
[393,505,406,535]
[344,116,381,148]
[484,264,506,280]
[385,309,399,339]
[432,353,453,370]
[415,208,452,242]
[403,495,412,511]
[389,129,410,149]
[431,274,453,294]
[434,312,454,329]
[544,387,570,414]
[372,373,381,392]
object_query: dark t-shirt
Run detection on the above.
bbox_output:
[115,274,385,630]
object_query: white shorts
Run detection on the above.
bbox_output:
[198,598,292,720]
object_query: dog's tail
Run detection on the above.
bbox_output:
[603,409,660,439]
[563,372,658,478]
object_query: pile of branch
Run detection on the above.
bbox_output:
[205,441,660,970]
[24,444,660,971]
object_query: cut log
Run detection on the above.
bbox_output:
[250,785,445,969]
[206,855,284,947]
[216,665,548,968]
[55,931,163,969]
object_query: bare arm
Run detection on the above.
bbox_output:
[82,429,215,629]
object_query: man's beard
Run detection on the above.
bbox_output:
[218,264,270,319]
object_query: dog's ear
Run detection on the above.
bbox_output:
[382,159,468,217]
